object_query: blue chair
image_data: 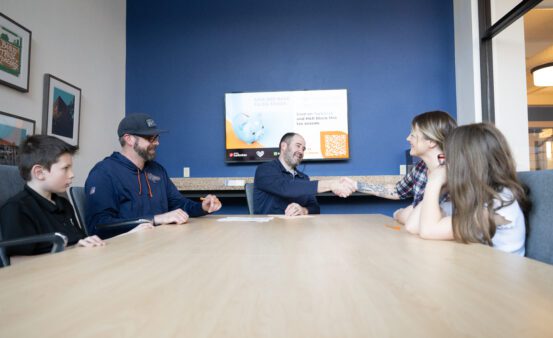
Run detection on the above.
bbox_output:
[518,170,553,265]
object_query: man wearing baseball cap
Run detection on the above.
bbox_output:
[84,113,222,238]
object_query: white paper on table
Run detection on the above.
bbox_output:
[271,215,315,220]
[217,217,274,223]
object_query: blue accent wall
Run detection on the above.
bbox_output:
[126,0,456,215]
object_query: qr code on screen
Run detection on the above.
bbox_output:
[323,134,347,157]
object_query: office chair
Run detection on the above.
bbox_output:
[0,165,68,268]
[68,186,89,235]
[68,186,154,236]
[0,165,25,208]
[518,170,553,265]
[244,183,255,215]
[0,232,67,267]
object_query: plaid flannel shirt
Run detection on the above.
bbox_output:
[395,160,428,207]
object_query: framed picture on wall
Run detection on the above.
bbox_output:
[0,110,35,165]
[0,12,32,92]
[42,74,81,146]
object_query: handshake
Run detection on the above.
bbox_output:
[329,177,358,198]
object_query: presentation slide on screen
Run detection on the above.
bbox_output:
[225,89,349,162]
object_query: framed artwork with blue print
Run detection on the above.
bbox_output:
[42,74,82,146]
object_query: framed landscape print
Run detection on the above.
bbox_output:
[0,12,31,92]
[42,74,81,146]
[0,111,35,165]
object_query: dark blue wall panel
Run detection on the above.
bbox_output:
[126,0,455,215]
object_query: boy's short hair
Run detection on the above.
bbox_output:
[18,135,78,181]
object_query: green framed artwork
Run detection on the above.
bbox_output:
[0,12,31,92]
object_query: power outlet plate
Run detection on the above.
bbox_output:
[183,167,190,177]
[225,179,245,187]
[399,165,407,175]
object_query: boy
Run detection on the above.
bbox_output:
[0,135,104,256]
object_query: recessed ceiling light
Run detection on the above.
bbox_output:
[531,62,553,86]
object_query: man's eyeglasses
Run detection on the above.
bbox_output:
[135,134,160,143]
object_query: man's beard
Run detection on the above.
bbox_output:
[284,148,302,169]
[134,142,156,162]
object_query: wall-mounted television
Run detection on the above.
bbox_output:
[225,89,349,163]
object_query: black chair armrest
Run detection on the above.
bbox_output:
[0,232,68,267]
[95,219,152,230]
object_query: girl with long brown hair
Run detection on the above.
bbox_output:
[406,123,529,255]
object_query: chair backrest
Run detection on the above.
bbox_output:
[68,186,150,238]
[68,186,89,236]
[0,165,25,265]
[518,170,553,265]
[245,183,255,215]
[0,225,7,267]
[0,165,25,208]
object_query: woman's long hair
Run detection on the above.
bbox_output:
[445,123,530,245]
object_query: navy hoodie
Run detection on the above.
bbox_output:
[85,152,206,238]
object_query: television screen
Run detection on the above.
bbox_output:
[225,89,349,162]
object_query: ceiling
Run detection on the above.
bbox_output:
[525,1,553,105]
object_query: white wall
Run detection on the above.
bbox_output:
[454,0,531,171]
[453,0,482,125]
[491,0,530,171]
[0,0,126,185]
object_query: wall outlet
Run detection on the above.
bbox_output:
[183,167,190,177]
[399,164,407,175]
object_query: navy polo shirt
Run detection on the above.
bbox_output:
[253,159,320,214]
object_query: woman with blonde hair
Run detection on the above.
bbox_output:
[406,123,530,255]
[351,110,457,224]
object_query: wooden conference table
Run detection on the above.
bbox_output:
[0,215,552,337]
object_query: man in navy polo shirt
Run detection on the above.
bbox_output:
[253,132,355,216]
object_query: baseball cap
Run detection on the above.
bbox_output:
[117,113,167,137]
